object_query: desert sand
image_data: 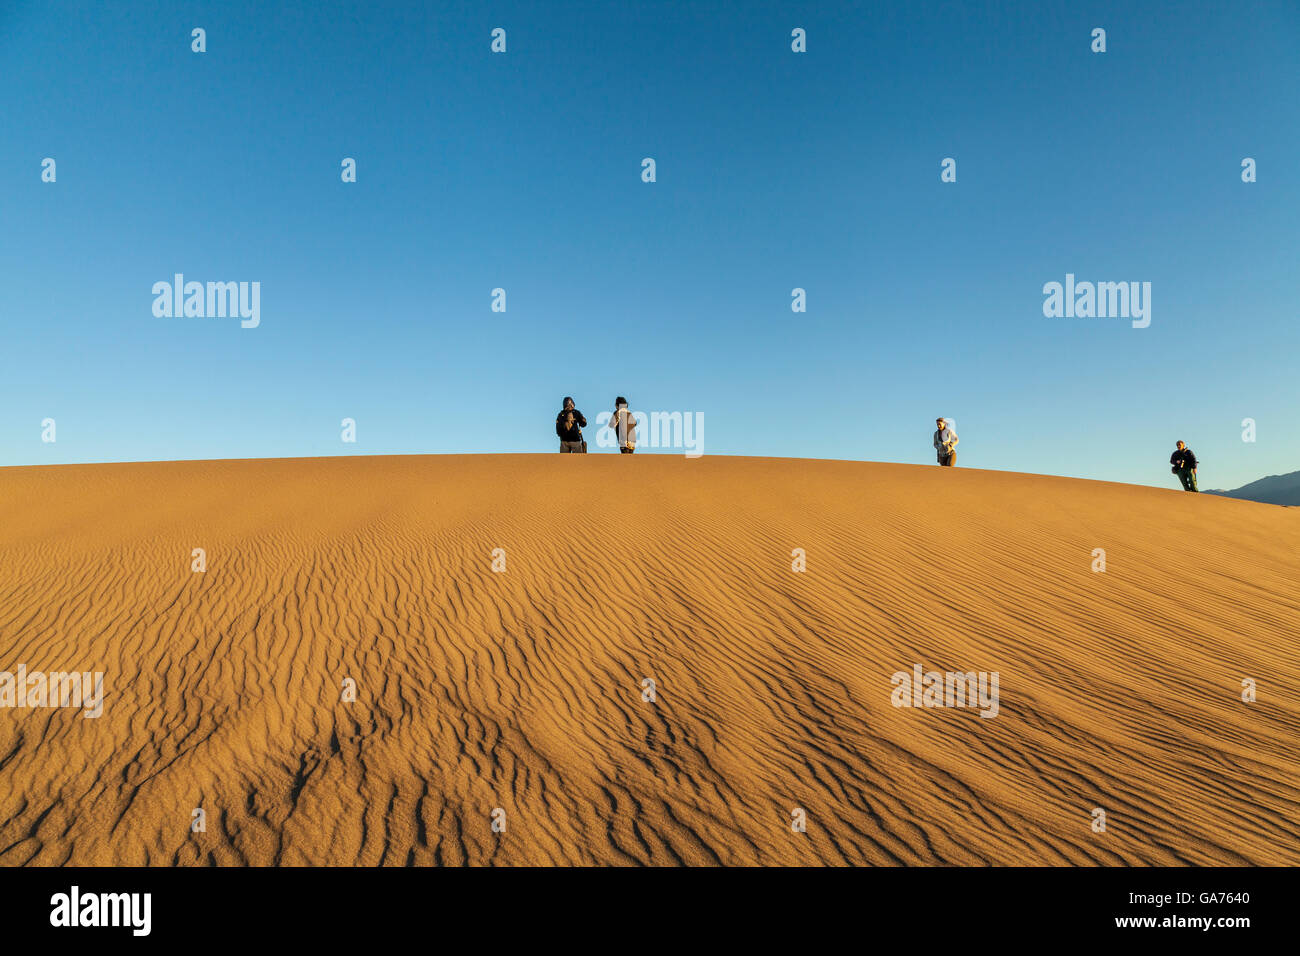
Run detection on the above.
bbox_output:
[0,454,1296,866]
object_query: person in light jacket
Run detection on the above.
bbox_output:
[610,397,639,454]
[934,418,959,466]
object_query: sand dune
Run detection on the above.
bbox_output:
[0,454,1296,866]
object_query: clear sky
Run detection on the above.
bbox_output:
[3,0,1297,489]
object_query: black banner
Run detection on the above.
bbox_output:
[0,866,1277,944]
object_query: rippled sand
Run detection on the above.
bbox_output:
[0,454,1296,865]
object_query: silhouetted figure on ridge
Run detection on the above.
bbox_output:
[1171,440,1198,492]
[556,397,587,453]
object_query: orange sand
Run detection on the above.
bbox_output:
[0,454,1296,865]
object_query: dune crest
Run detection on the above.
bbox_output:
[0,455,1296,866]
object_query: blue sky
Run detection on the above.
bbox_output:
[3,0,1297,488]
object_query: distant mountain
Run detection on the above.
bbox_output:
[1205,470,1300,506]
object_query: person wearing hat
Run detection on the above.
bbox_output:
[556,396,588,453]
[1170,440,1198,492]
[933,417,959,466]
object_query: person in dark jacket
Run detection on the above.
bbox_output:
[556,397,587,453]
[1170,441,1198,492]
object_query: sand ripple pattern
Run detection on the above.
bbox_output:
[0,456,1296,865]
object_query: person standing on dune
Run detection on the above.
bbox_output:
[556,396,588,453]
[610,397,638,454]
[934,417,959,466]
[1170,440,1199,492]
